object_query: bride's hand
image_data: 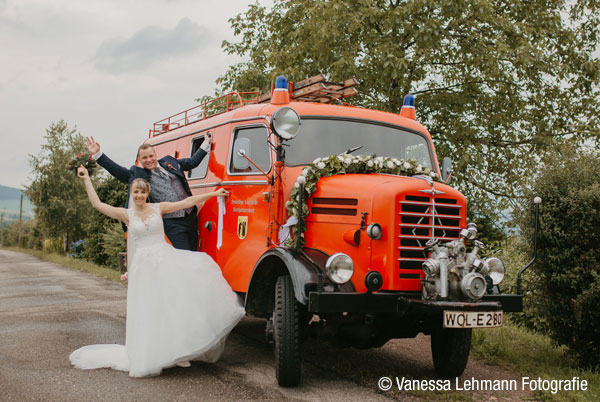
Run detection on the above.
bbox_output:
[77,166,89,179]
[214,188,229,197]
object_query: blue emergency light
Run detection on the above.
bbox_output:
[275,75,288,90]
[400,94,416,120]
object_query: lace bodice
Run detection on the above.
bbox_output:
[126,204,167,250]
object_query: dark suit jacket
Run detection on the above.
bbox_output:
[97,147,207,209]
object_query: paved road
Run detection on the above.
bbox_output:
[0,250,528,401]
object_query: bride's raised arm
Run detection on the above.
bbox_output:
[160,188,229,215]
[77,166,129,224]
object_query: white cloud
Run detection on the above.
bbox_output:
[94,18,209,74]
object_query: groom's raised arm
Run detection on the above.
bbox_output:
[85,136,134,183]
[97,153,134,183]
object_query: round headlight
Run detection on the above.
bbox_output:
[485,257,505,285]
[270,107,301,140]
[325,253,354,284]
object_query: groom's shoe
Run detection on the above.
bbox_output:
[176,361,191,368]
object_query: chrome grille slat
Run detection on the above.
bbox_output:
[397,194,462,278]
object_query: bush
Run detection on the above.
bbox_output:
[84,175,127,266]
[43,237,64,254]
[517,146,600,369]
[69,239,86,259]
[100,222,127,269]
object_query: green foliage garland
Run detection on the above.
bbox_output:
[284,153,440,249]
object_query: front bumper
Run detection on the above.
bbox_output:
[308,291,522,314]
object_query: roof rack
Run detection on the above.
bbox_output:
[150,91,259,137]
[149,74,359,136]
[259,74,358,104]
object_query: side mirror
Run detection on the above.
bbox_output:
[441,157,453,183]
[232,137,251,171]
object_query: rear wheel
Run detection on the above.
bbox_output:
[431,326,471,378]
[273,275,301,386]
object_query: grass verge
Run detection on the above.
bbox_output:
[1,246,122,283]
[472,317,599,401]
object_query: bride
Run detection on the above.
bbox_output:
[70,166,245,377]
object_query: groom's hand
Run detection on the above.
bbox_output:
[84,136,101,154]
[200,133,212,152]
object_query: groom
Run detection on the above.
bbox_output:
[85,136,211,251]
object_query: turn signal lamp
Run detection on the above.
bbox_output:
[271,75,290,104]
[399,94,416,120]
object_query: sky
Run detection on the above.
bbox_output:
[0,0,271,190]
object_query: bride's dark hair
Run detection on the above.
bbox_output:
[131,178,151,195]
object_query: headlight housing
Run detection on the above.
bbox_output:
[485,257,505,285]
[325,253,354,284]
[270,107,301,140]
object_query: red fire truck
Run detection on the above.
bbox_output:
[144,74,524,386]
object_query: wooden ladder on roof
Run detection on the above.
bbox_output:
[258,74,359,104]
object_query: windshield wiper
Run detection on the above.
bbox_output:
[340,145,363,155]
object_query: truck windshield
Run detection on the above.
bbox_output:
[284,118,434,168]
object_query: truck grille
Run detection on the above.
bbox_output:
[397,195,462,276]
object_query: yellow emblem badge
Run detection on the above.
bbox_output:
[237,216,248,240]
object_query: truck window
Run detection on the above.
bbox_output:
[285,118,434,168]
[229,126,271,175]
[187,134,210,179]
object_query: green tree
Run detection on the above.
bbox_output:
[25,120,93,253]
[517,146,600,368]
[218,0,600,221]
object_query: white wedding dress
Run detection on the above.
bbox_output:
[70,203,245,377]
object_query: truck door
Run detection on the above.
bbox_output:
[218,124,272,292]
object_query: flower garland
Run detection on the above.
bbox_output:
[284,154,441,249]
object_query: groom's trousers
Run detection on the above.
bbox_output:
[163,207,199,251]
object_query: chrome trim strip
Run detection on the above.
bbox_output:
[190,180,269,189]
[150,116,269,146]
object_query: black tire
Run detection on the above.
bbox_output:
[431,326,472,378]
[273,275,301,387]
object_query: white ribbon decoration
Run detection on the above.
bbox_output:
[217,196,226,249]
[278,216,298,245]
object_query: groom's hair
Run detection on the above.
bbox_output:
[137,143,156,158]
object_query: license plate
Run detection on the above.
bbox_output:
[443,310,503,328]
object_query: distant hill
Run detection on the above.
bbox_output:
[0,185,34,223]
[0,185,26,200]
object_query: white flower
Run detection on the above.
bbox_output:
[376,156,384,162]
[367,160,374,167]
[317,162,326,169]
[416,165,423,173]
[294,182,300,188]
[353,159,359,164]
[386,161,394,169]
[302,168,309,177]
[313,157,321,164]
[393,158,401,166]
[344,157,352,165]
[403,162,411,170]
[430,172,437,178]
[297,175,306,185]
[337,155,344,162]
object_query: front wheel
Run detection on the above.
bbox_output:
[431,326,471,378]
[273,275,301,386]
